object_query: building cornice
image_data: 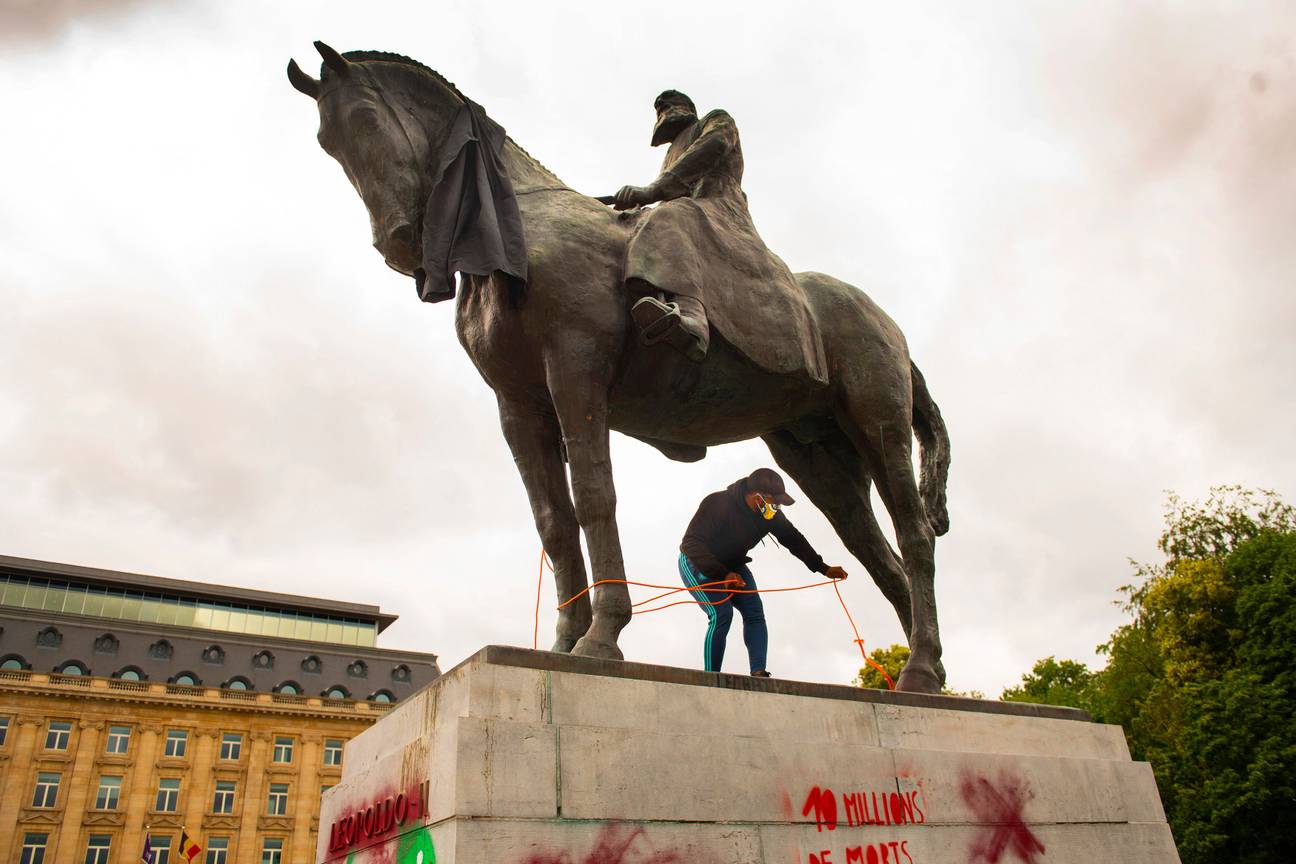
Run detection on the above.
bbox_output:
[0,670,391,723]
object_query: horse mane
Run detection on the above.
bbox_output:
[326,50,561,184]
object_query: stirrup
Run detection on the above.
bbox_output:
[632,296,682,346]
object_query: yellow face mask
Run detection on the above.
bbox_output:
[756,493,779,521]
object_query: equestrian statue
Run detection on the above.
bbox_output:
[287,42,952,693]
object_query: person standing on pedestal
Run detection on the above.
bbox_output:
[678,468,848,677]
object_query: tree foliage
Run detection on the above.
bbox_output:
[1001,486,1296,864]
[854,643,910,689]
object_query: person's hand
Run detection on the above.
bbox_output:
[613,184,652,210]
[724,571,747,589]
[825,565,848,580]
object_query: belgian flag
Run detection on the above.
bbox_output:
[179,829,202,863]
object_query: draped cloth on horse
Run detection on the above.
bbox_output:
[415,99,528,303]
[625,109,828,385]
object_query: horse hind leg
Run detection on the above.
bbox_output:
[762,429,914,644]
[834,391,943,695]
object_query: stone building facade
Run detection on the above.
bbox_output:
[0,554,441,864]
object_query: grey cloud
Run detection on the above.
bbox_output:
[0,0,156,45]
[2,2,1293,694]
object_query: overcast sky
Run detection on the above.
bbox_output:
[1,1,1292,695]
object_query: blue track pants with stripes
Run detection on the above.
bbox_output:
[678,553,768,673]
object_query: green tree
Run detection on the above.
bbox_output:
[1004,486,1296,864]
[1000,656,1097,713]
[854,643,909,689]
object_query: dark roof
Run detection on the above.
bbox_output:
[0,553,398,633]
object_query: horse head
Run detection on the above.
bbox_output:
[287,42,464,276]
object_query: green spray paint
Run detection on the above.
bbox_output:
[396,825,436,864]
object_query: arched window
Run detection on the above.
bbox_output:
[390,664,411,683]
[369,690,395,704]
[223,677,252,691]
[171,672,201,686]
[113,666,146,681]
[252,650,275,670]
[275,681,302,695]
[323,685,350,699]
[0,654,27,671]
[301,655,322,674]
[56,660,87,676]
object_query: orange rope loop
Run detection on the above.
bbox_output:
[532,547,895,690]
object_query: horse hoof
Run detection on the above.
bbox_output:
[895,662,942,695]
[550,636,579,654]
[571,635,624,661]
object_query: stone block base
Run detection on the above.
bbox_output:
[317,646,1179,864]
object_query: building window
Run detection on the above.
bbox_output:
[212,780,236,814]
[261,837,284,864]
[94,775,122,809]
[45,720,72,750]
[156,777,181,812]
[172,672,200,686]
[223,677,251,691]
[205,837,229,864]
[369,690,395,703]
[323,685,349,699]
[323,739,343,766]
[253,650,274,669]
[150,836,172,864]
[114,666,145,681]
[0,715,10,746]
[2,654,27,670]
[347,659,367,678]
[219,732,242,760]
[391,664,411,683]
[56,660,87,676]
[272,736,294,763]
[21,833,49,864]
[32,772,60,808]
[274,681,301,695]
[301,655,322,674]
[165,729,188,758]
[105,725,131,754]
[267,782,289,815]
[84,834,111,864]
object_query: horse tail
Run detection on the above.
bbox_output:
[910,360,951,536]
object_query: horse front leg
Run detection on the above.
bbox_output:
[497,397,592,652]
[548,376,631,660]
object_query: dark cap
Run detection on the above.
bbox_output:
[747,467,795,506]
[653,89,697,115]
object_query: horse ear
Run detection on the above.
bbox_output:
[314,40,351,77]
[286,59,321,99]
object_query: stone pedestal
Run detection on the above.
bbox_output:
[317,646,1179,864]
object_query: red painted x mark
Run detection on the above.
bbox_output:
[958,771,1047,863]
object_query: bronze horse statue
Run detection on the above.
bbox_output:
[286,43,952,693]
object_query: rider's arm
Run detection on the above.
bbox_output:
[769,513,829,575]
[649,110,738,202]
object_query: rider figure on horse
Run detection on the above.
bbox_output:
[614,90,814,375]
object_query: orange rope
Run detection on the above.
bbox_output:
[533,547,896,690]
[832,578,895,690]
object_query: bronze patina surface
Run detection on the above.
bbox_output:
[288,44,952,692]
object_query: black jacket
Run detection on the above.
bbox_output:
[680,478,827,581]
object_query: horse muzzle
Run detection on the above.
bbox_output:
[372,218,420,275]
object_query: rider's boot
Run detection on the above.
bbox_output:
[631,294,709,362]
